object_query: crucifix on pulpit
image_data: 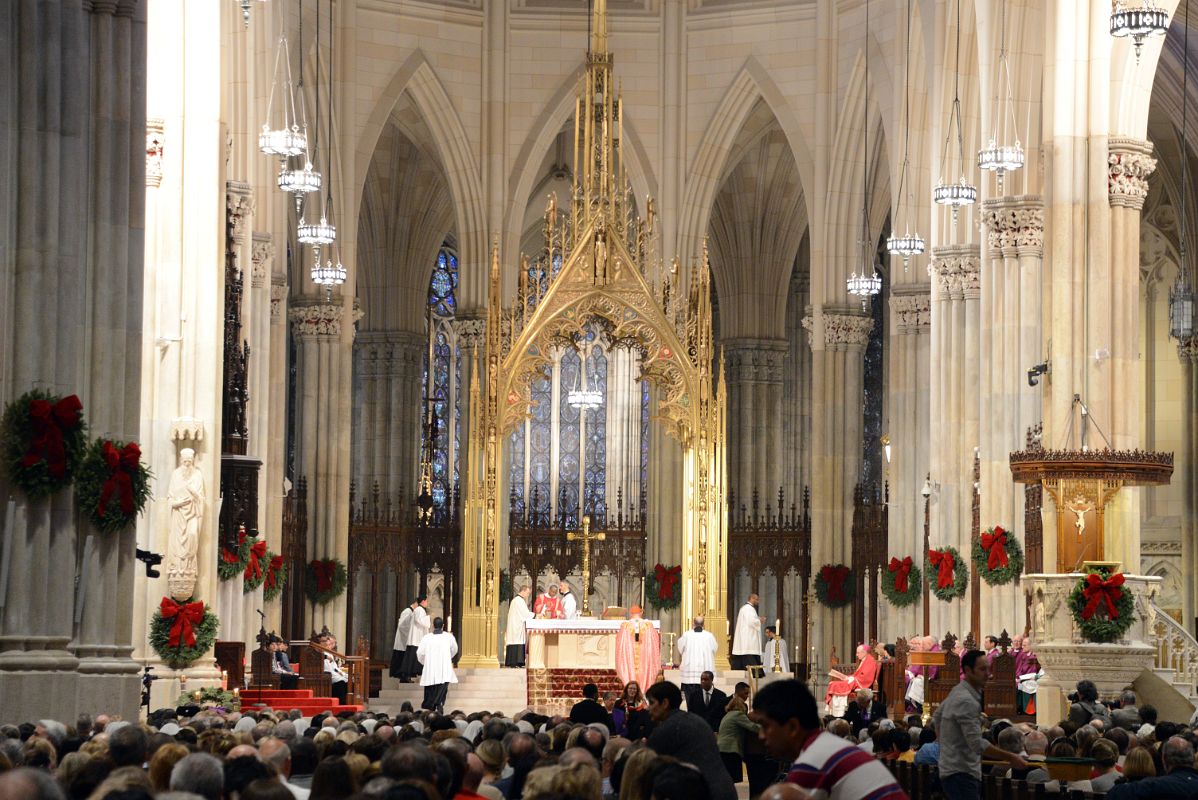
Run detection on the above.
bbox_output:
[567,516,605,617]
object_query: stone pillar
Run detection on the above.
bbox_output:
[805,311,872,662]
[289,300,358,641]
[1181,340,1198,628]
[978,198,1044,635]
[353,331,424,501]
[266,276,290,634]
[927,245,981,637]
[783,274,812,502]
[884,289,931,640]
[724,339,788,502]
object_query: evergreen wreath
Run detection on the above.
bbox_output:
[0,390,86,498]
[1068,566,1135,643]
[881,556,922,608]
[217,527,252,582]
[973,525,1025,586]
[815,563,855,609]
[149,596,219,669]
[262,553,287,602]
[241,537,270,593]
[305,558,348,605]
[176,686,240,713]
[925,546,968,601]
[645,563,682,610]
[75,438,152,534]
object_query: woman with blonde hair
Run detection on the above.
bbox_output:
[716,696,759,783]
[618,747,663,800]
[147,742,190,791]
[524,762,603,800]
[1116,746,1156,784]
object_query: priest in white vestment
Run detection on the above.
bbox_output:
[400,596,431,681]
[731,593,763,670]
[417,617,458,712]
[676,615,717,707]
[390,603,414,678]
[763,625,790,673]
[559,580,579,619]
[504,584,535,667]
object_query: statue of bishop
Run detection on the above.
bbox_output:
[165,447,205,600]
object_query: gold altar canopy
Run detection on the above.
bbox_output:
[457,0,729,668]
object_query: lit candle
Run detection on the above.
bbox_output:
[775,618,781,637]
[447,615,453,632]
[194,690,201,701]
[233,688,239,697]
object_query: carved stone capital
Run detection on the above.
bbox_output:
[270,283,288,324]
[146,118,164,188]
[801,312,873,349]
[1108,138,1156,210]
[454,317,487,350]
[290,302,352,337]
[979,196,1044,257]
[723,338,788,384]
[889,290,931,334]
[226,181,254,247]
[355,331,426,377]
[1177,334,1198,363]
[251,233,274,289]
[928,245,982,300]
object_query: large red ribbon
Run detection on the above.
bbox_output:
[20,395,82,478]
[312,559,337,593]
[654,563,682,599]
[888,556,913,594]
[928,549,955,589]
[220,529,249,564]
[244,540,268,582]
[1081,572,1125,621]
[264,555,284,591]
[97,441,141,517]
[820,564,850,602]
[160,597,205,648]
[980,527,1009,571]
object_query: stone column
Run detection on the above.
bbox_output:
[927,245,981,637]
[353,331,424,501]
[724,339,788,502]
[1181,340,1198,628]
[783,274,812,502]
[289,300,358,641]
[884,289,931,640]
[805,311,872,662]
[978,198,1044,635]
[265,276,289,634]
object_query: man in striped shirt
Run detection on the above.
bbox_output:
[753,679,908,800]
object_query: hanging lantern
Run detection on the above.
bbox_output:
[1169,274,1194,341]
[1110,2,1169,63]
[847,271,882,310]
[886,230,926,263]
[311,249,347,287]
[297,216,336,246]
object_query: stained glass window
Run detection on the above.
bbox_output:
[583,347,608,519]
[429,249,458,316]
[421,246,461,515]
[557,349,582,526]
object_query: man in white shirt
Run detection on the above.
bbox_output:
[731,594,763,671]
[417,617,459,713]
[401,596,431,681]
[505,585,535,667]
[559,580,579,619]
[390,603,414,679]
[764,625,790,673]
[676,615,717,706]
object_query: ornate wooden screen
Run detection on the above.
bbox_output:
[727,487,811,674]
[280,478,308,642]
[347,484,462,660]
[850,484,887,647]
[1023,424,1044,575]
[970,451,981,639]
[508,489,646,606]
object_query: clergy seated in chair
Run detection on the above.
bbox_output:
[824,644,880,717]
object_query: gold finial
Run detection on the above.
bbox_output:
[591,0,608,55]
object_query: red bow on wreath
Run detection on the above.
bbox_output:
[980,527,1009,570]
[820,565,850,602]
[265,555,284,590]
[97,441,141,517]
[221,528,249,564]
[20,395,82,477]
[888,557,913,593]
[928,549,955,589]
[160,597,205,648]
[654,564,682,599]
[312,559,337,593]
[1081,572,1125,621]
[244,540,268,582]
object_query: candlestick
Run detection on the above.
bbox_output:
[193,690,201,701]
[447,614,453,632]
[775,618,781,636]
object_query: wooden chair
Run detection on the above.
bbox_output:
[298,642,332,698]
[214,640,245,688]
[249,646,279,689]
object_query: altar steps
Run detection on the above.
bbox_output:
[240,688,364,716]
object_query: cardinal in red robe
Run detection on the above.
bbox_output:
[615,605,661,691]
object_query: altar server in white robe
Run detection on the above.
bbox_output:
[417,617,458,712]
[559,580,579,619]
[763,625,790,672]
[505,585,535,667]
[390,603,414,678]
[400,596,431,681]
[677,615,717,709]
[731,594,763,671]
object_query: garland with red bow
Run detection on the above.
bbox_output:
[1067,567,1135,643]
[75,438,152,534]
[645,564,682,610]
[217,526,255,581]
[304,558,347,605]
[262,553,287,602]
[973,526,1025,586]
[881,555,923,608]
[0,390,87,498]
[148,595,219,669]
[242,539,270,592]
[815,563,855,609]
[925,545,968,601]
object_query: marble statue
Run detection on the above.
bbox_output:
[166,448,205,600]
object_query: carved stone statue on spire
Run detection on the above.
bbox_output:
[166,447,205,600]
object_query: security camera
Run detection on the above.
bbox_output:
[1027,362,1050,387]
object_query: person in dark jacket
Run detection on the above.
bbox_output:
[645,681,737,800]
[569,683,615,732]
[687,671,729,732]
[842,688,888,736]
[1068,679,1111,727]
[1107,737,1198,799]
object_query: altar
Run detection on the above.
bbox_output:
[525,618,662,713]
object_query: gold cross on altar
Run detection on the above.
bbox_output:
[567,516,606,617]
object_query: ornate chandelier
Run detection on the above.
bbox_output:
[848,270,883,310]
[297,216,336,246]
[304,0,345,291]
[1169,1,1193,343]
[848,0,881,308]
[887,0,924,270]
[258,7,309,158]
[311,250,347,286]
[978,0,1023,192]
[566,366,602,411]
[934,0,976,224]
[1110,2,1169,63]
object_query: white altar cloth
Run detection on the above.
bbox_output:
[525,619,660,669]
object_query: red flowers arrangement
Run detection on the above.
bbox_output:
[76,438,151,534]
[1,390,87,498]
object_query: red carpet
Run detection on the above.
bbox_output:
[241,688,363,715]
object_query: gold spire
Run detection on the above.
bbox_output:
[591,0,608,55]
[573,0,625,234]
